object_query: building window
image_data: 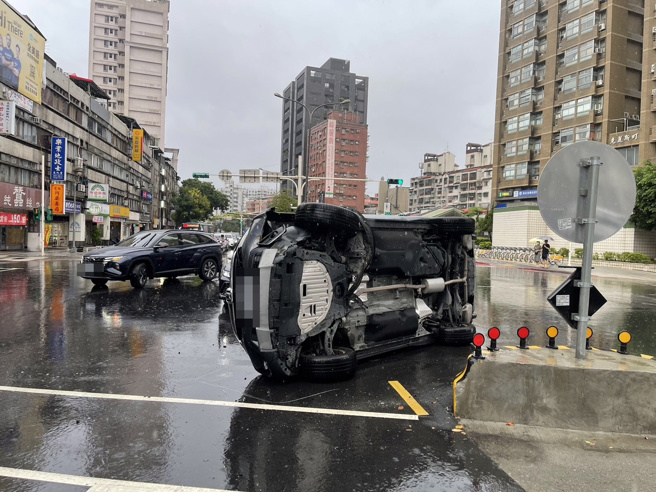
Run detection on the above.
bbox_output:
[511,21,523,38]
[507,117,518,133]
[516,162,528,179]
[505,140,517,157]
[503,164,516,180]
[565,19,579,39]
[510,45,522,63]
[517,138,530,155]
[564,46,578,66]
[566,0,580,13]
[562,101,576,119]
[617,146,639,166]
[509,69,521,87]
[511,0,525,15]
[577,96,592,116]
[575,124,590,141]
[580,12,595,34]
[522,39,536,58]
[518,113,530,131]
[579,40,594,61]
[524,14,536,32]
[520,64,534,83]
[508,93,519,109]
[562,74,577,93]
[560,128,574,146]
[531,112,543,127]
[578,68,593,89]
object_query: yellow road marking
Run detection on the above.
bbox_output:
[389,381,429,416]
[528,345,541,350]
[641,354,654,360]
[558,346,571,350]
[504,346,519,350]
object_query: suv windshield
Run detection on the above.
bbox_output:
[116,233,159,248]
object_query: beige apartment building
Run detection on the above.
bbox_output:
[88,0,170,147]
[493,0,656,255]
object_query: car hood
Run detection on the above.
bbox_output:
[84,247,151,258]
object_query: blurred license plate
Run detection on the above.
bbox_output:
[77,263,105,275]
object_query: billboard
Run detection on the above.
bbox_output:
[88,182,108,202]
[132,129,143,162]
[0,1,46,104]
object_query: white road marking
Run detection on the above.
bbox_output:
[0,385,418,421]
[0,466,233,491]
[0,267,20,272]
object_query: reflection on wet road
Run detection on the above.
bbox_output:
[1,258,653,490]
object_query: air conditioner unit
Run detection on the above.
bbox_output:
[653,26,656,33]
[555,114,561,119]
[596,80,604,86]
[599,23,606,31]
[633,114,640,120]
[624,112,630,118]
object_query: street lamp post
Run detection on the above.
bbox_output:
[274,93,349,203]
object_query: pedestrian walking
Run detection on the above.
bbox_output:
[541,240,551,268]
[533,241,541,264]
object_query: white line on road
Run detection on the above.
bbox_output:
[0,385,418,421]
[0,466,233,491]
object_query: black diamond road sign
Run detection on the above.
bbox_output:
[547,268,607,329]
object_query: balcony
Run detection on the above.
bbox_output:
[651,126,656,143]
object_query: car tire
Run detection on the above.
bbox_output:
[199,257,219,281]
[437,324,476,346]
[295,203,360,238]
[300,347,357,382]
[129,262,149,289]
[91,279,108,287]
[434,217,476,235]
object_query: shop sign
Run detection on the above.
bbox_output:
[513,189,538,198]
[0,212,27,225]
[0,183,45,210]
[498,191,512,198]
[129,211,140,221]
[141,190,153,201]
[65,201,82,214]
[609,133,639,146]
[50,136,67,181]
[132,129,143,162]
[86,201,110,216]
[50,184,65,214]
[88,182,109,202]
[2,88,34,113]
[110,205,130,218]
[92,216,104,224]
[0,100,16,135]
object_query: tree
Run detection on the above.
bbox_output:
[631,160,656,231]
[182,179,229,212]
[172,186,212,223]
[466,207,493,240]
[270,191,297,213]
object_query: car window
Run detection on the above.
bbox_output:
[179,233,200,246]
[197,234,213,244]
[158,234,181,247]
[117,233,158,247]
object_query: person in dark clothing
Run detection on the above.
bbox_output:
[541,240,551,268]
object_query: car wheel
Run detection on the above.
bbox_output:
[300,347,357,382]
[437,324,476,346]
[295,203,361,238]
[434,217,476,235]
[129,262,148,289]
[91,279,108,287]
[199,257,218,281]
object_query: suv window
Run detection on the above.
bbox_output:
[179,233,200,246]
[196,234,213,244]
[159,233,181,248]
[118,233,158,247]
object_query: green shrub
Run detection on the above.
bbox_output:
[592,252,600,260]
[557,248,569,257]
[603,252,617,261]
[617,252,652,264]
[574,248,584,259]
[477,240,492,249]
[90,225,103,246]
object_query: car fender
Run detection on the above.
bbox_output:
[126,257,156,277]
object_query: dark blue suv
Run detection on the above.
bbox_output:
[77,230,222,288]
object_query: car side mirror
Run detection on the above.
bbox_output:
[154,242,169,251]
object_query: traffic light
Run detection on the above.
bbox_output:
[192,173,210,179]
[387,179,403,185]
[46,209,53,222]
[33,207,41,221]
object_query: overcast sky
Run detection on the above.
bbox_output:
[9,0,501,195]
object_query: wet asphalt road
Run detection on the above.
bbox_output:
[0,256,653,491]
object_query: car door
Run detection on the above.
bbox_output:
[176,232,203,273]
[151,232,182,273]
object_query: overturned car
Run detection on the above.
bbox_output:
[227,203,476,381]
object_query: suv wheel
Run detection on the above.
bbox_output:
[129,262,148,289]
[437,324,476,346]
[300,347,357,382]
[199,257,218,281]
[295,203,360,238]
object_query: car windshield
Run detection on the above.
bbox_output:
[116,233,160,248]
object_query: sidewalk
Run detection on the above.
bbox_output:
[0,247,91,261]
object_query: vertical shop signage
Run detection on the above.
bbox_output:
[50,136,67,181]
[132,129,143,162]
[50,184,65,214]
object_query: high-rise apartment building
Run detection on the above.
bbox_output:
[307,111,368,212]
[492,0,656,255]
[88,0,170,147]
[279,58,368,197]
